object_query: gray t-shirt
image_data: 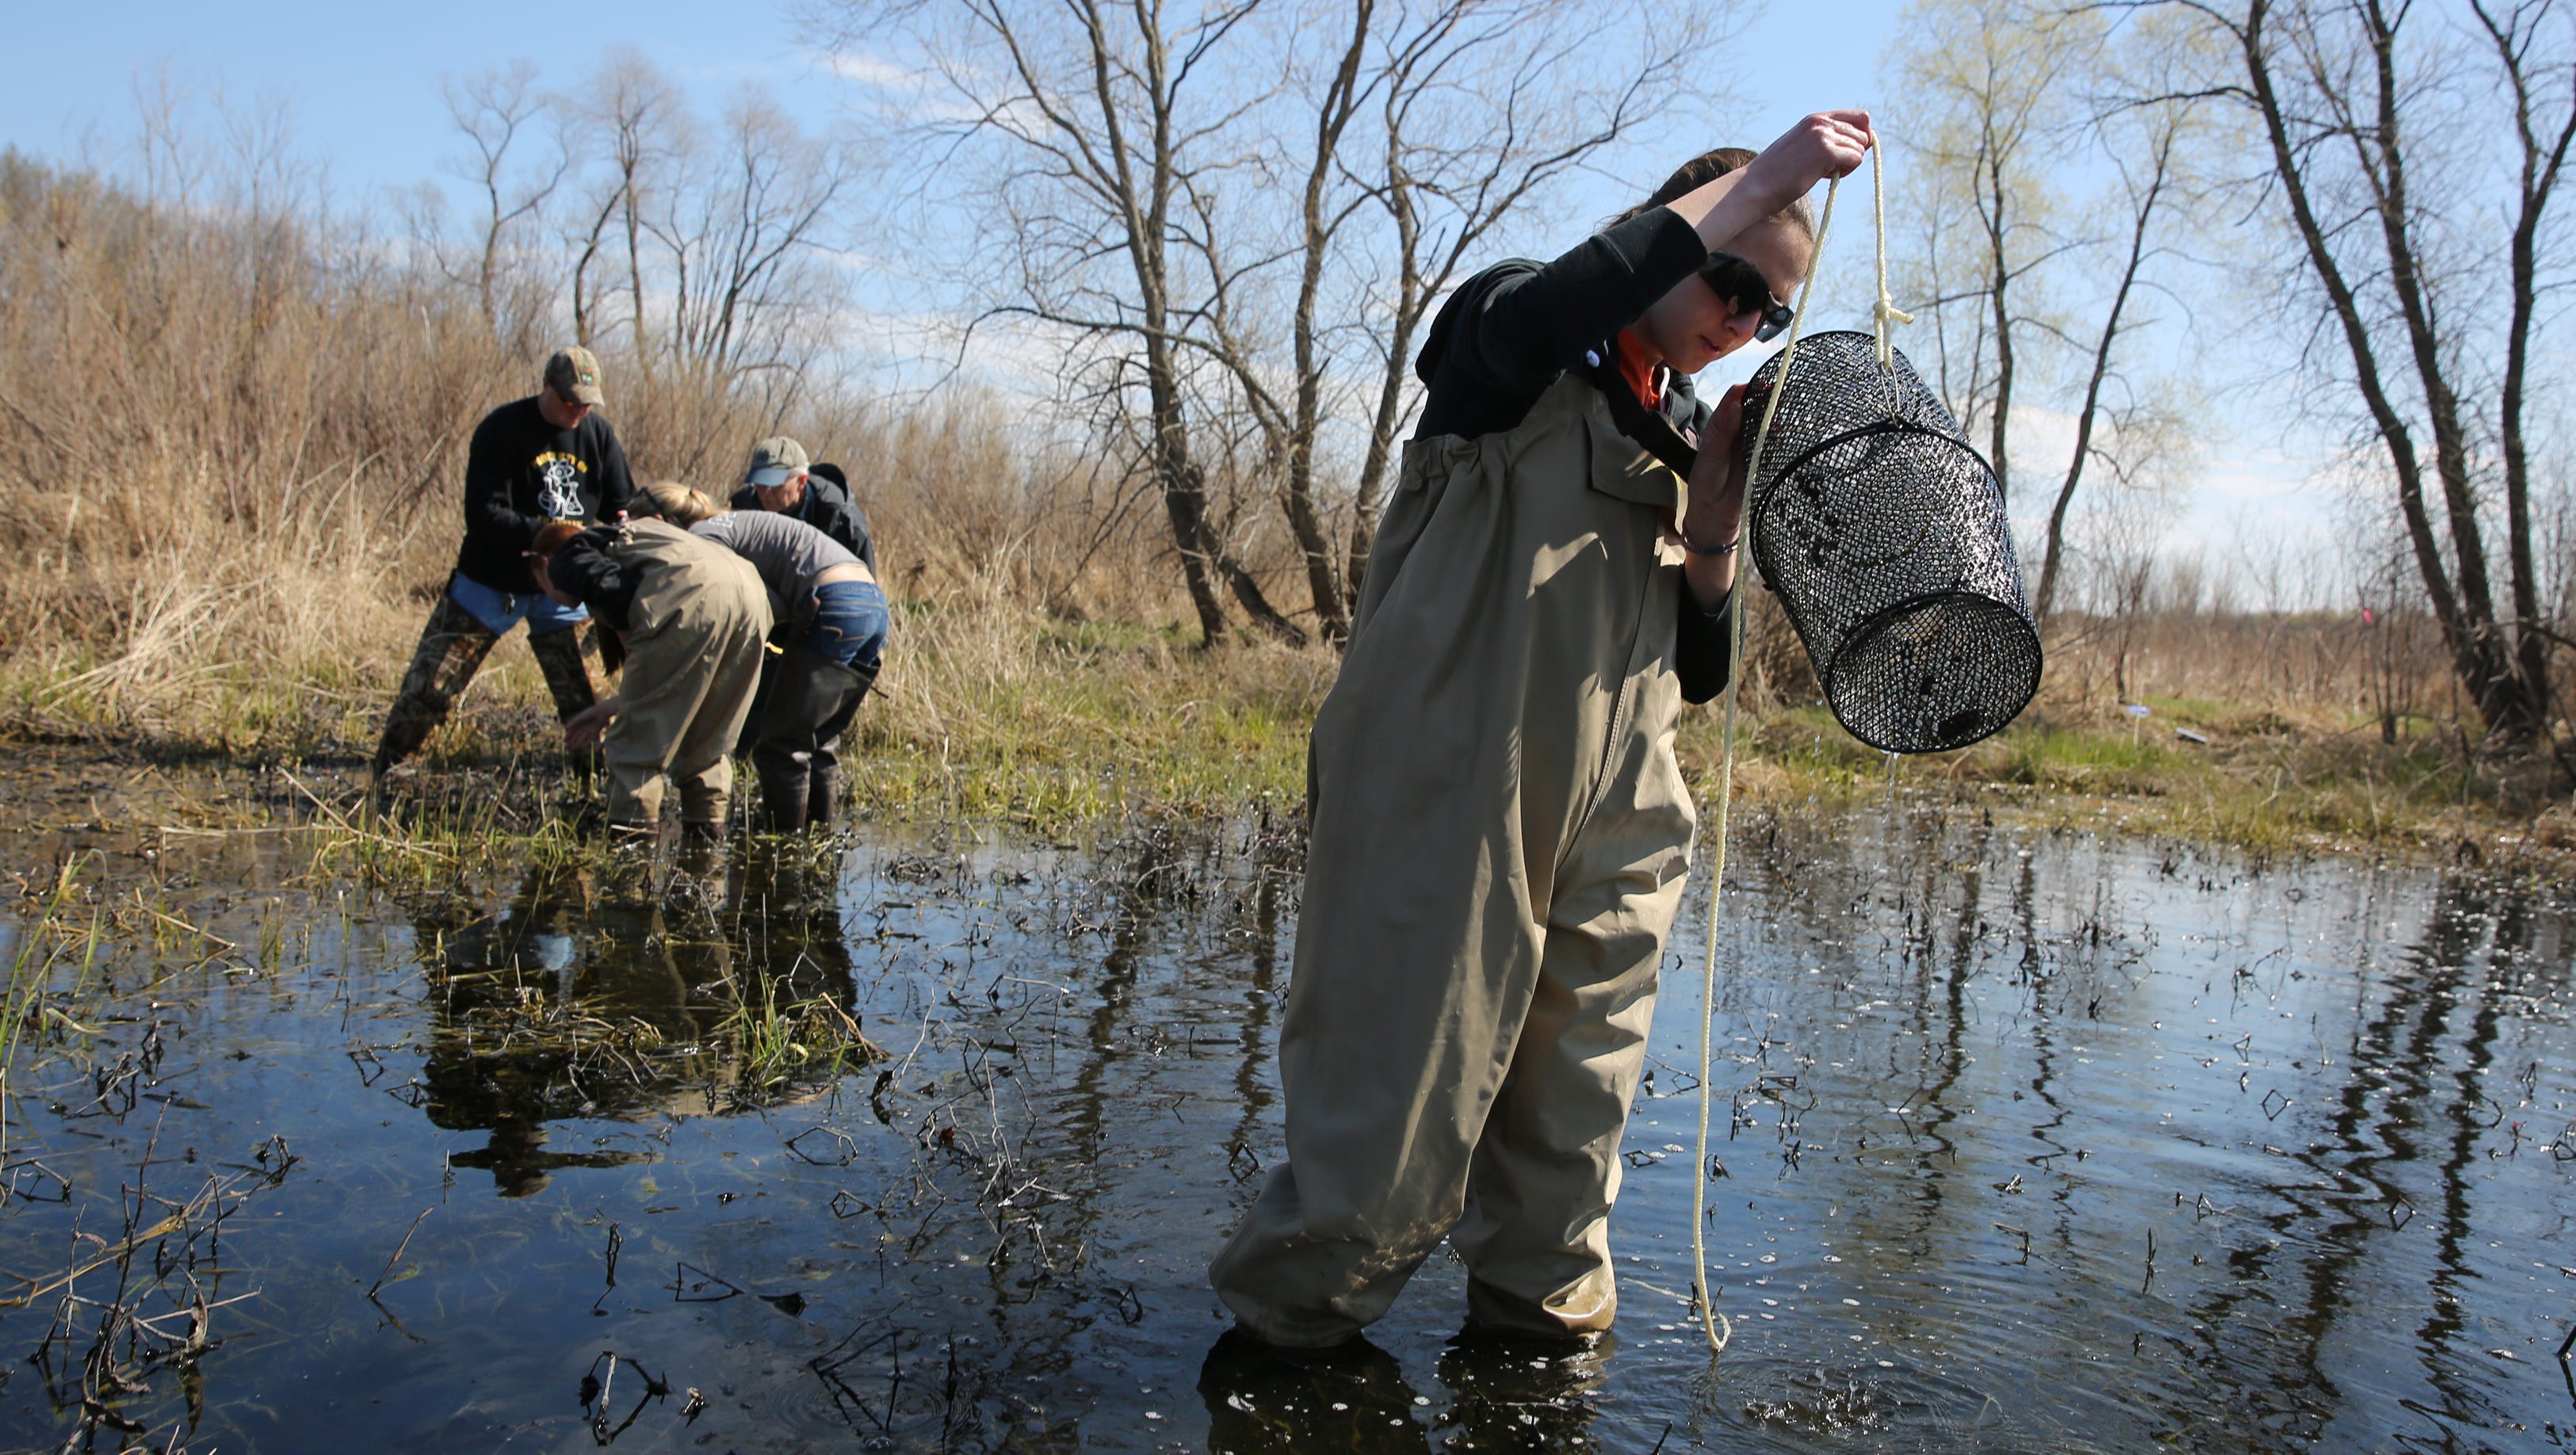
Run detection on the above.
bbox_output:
[690,510,862,621]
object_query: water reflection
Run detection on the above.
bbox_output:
[404,848,861,1194]
[0,803,2569,1453]
[1196,1327,1621,1453]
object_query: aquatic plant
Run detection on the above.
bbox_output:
[722,982,884,1102]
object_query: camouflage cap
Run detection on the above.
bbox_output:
[743,436,811,487]
[543,346,606,407]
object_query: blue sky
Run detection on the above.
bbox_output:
[0,0,2333,597]
[0,1,1898,214]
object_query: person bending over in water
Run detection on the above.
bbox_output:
[729,437,876,568]
[1208,110,1873,1350]
[634,483,889,834]
[533,511,771,846]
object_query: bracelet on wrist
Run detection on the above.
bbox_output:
[1684,537,1741,558]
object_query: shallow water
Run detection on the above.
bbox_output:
[0,781,2571,1452]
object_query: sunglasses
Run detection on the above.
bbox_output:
[1699,252,1794,342]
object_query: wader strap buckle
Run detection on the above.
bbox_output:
[1574,353,1699,480]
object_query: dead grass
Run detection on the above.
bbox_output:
[0,151,1227,742]
[2,151,2567,864]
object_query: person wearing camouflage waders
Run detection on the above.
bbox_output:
[369,347,636,782]
[1204,113,1872,1354]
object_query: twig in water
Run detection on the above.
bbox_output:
[368,1292,430,1345]
[671,1261,745,1302]
[140,907,237,953]
[365,1208,434,1297]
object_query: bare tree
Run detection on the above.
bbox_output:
[439,61,568,342]
[647,93,854,388]
[1185,0,1380,645]
[564,50,690,372]
[2114,0,2563,740]
[1889,0,2096,504]
[816,0,1703,645]
[1340,0,1693,621]
[2033,44,2212,621]
[816,0,1304,647]
[1175,0,1687,643]
[2472,0,2571,735]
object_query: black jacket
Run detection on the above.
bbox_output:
[453,396,637,592]
[1413,207,1737,703]
[728,466,876,573]
[545,525,641,635]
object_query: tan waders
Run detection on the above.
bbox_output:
[601,521,772,834]
[373,597,598,776]
[1210,374,1695,1346]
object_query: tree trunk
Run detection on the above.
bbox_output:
[2477,0,2568,739]
[2352,0,2539,739]
[623,170,651,381]
[2037,138,2168,623]
[1147,365,1231,647]
[1982,140,2014,504]
[2238,0,2538,739]
[1282,0,1370,647]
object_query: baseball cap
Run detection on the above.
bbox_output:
[743,437,810,488]
[544,346,606,407]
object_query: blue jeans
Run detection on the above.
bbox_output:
[803,580,887,670]
[448,571,589,637]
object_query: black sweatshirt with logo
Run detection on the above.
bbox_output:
[453,396,639,593]
[1413,207,1738,704]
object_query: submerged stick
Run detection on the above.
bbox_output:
[365,1208,434,1297]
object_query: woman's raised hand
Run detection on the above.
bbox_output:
[1741,110,1873,211]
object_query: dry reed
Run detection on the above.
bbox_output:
[0,151,1282,768]
[2,150,2566,850]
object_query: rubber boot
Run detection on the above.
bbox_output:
[805,762,839,832]
[749,647,873,836]
[759,771,810,835]
[800,659,874,833]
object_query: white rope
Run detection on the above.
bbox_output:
[1689,139,1902,1358]
[1871,143,1915,370]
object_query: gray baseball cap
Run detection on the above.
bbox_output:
[743,436,810,487]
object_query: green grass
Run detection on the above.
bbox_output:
[720,983,886,1102]
[6,607,2568,869]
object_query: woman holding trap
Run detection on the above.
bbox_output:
[1209,110,1873,1350]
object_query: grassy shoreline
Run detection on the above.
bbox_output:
[4,605,2570,877]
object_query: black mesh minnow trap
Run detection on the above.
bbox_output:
[1743,330,2041,754]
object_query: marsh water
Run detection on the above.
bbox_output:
[0,758,2570,1452]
